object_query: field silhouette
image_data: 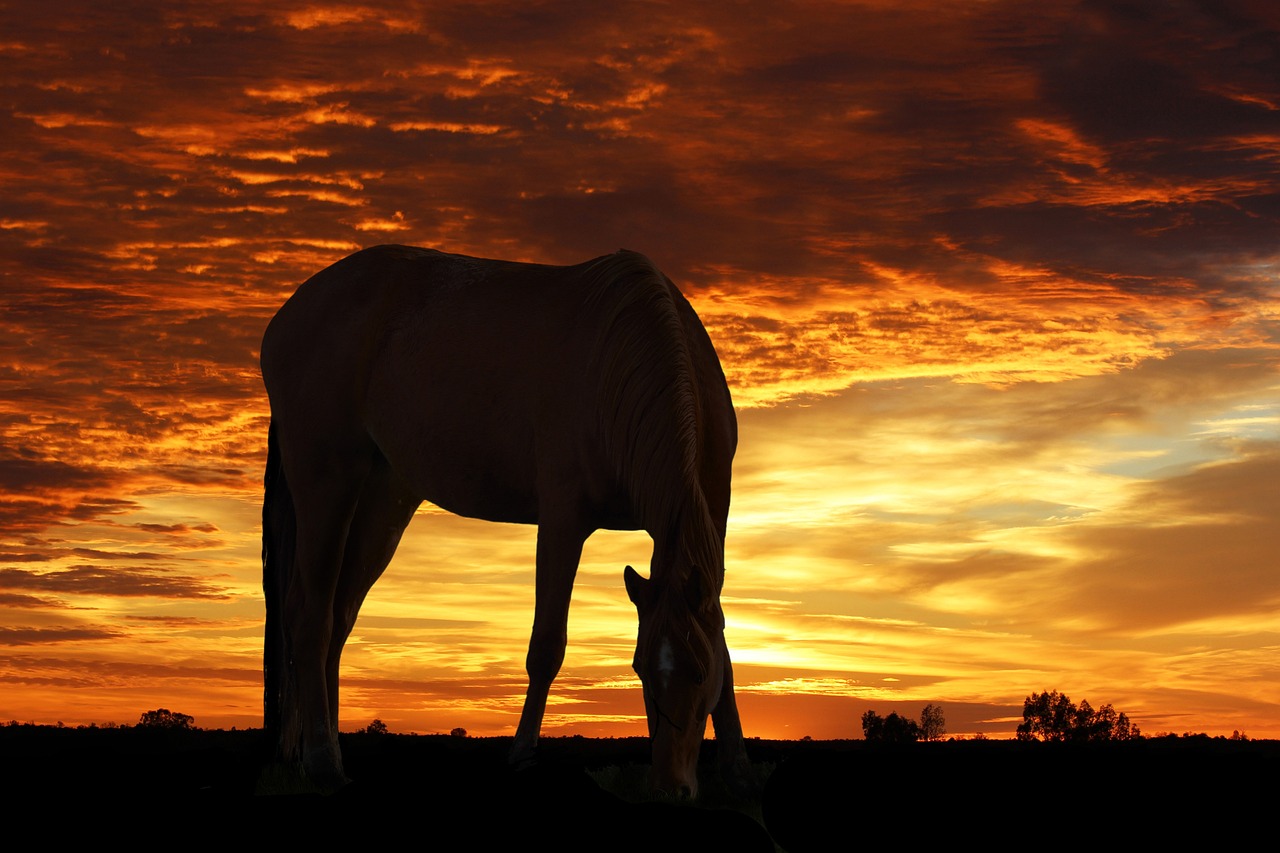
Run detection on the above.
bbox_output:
[3,725,1274,850]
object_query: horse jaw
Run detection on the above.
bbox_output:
[648,706,707,800]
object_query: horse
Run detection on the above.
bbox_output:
[260,244,750,798]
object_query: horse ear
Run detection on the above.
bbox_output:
[624,565,649,610]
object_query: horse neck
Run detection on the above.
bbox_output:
[650,488,725,608]
[581,251,726,602]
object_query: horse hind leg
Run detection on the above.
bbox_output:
[279,443,372,792]
[326,454,420,732]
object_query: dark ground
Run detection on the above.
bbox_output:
[2,726,1275,850]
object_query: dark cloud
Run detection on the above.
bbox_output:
[931,201,1280,294]
[0,456,115,494]
[0,592,62,608]
[125,614,224,626]
[134,522,219,534]
[0,565,234,599]
[0,627,121,646]
[5,0,1274,318]
[0,496,138,539]
[65,501,140,522]
[1031,0,1280,145]
[0,654,260,685]
[0,552,50,563]
[1059,444,1280,631]
[66,548,163,560]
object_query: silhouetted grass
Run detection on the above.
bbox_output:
[254,761,325,795]
[588,759,777,840]
[5,725,1276,852]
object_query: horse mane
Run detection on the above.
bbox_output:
[582,251,724,621]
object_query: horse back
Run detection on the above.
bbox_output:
[260,245,733,534]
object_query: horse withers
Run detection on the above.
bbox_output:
[260,245,750,798]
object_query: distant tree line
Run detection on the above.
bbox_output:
[861,703,946,743]
[860,691,1146,743]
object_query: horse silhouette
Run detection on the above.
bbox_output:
[261,245,749,797]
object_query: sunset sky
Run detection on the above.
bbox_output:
[2,1,1277,741]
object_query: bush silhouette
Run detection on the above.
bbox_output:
[861,710,920,743]
[137,708,195,730]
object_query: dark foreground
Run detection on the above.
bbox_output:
[3,727,1275,850]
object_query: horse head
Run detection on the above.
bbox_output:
[624,563,725,800]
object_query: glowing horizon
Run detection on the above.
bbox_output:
[1,1,1277,741]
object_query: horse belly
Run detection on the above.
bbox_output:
[366,389,541,526]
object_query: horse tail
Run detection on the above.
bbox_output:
[261,419,295,752]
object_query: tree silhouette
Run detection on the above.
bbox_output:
[919,703,946,741]
[861,710,920,743]
[1016,690,1140,741]
[137,708,194,730]
[1016,690,1075,741]
[364,718,389,735]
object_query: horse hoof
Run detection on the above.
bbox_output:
[255,760,348,796]
[508,746,539,771]
[721,757,758,800]
[303,745,350,794]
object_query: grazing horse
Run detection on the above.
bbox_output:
[261,245,749,797]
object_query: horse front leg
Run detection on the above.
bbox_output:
[510,522,586,766]
[711,635,754,798]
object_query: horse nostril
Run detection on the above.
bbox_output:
[652,781,696,802]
